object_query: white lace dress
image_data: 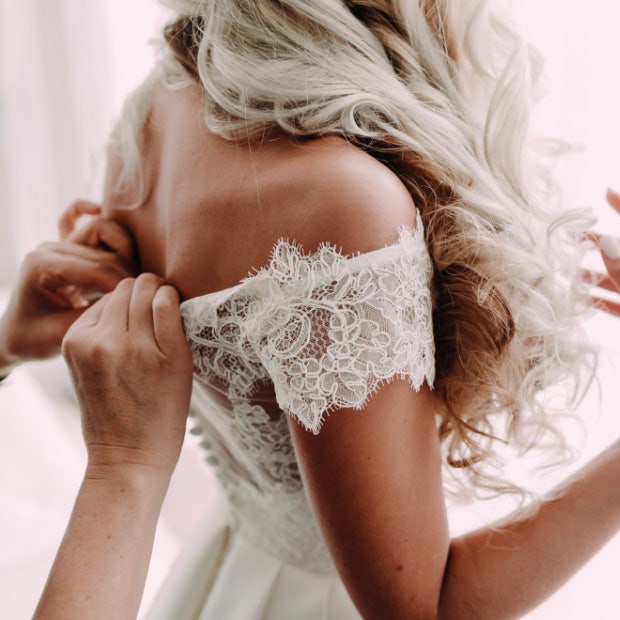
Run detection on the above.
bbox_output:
[146,215,435,619]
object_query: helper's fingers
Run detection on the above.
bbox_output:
[36,253,133,303]
[67,217,137,272]
[151,285,187,355]
[128,273,164,336]
[62,293,110,334]
[582,230,600,245]
[599,236,620,290]
[98,278,135,332]
[606,189,620,214]
[581,269,618,293]
[62,294,111,362]
[39,240,133,272]
[592,295,620,317]
[72,291,110,328]
[58,200,101,238]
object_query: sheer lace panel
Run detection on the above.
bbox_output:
[248,222,435,432]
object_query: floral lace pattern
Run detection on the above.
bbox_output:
[250,227,435,432]
[181,214,435,572]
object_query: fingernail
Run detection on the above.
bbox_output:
[600,235,620,259]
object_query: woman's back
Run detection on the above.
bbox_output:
[103,81,416,300]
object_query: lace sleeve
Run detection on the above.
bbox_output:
[249,225,435,434]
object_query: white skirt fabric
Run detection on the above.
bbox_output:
[146,490,361,620]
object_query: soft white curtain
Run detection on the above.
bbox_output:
[0,0,166,284]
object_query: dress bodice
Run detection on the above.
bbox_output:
[180,213,435,574]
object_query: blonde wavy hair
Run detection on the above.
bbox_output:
[116,0,596,498]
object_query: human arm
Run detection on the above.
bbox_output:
[281,177,620,619]
[290,383,620,620]
[33,274,194,620]
[0,201,136,377]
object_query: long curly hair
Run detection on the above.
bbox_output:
[116,0,596,498]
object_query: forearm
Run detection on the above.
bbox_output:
[33,464,171,620]
[439,440,620,619]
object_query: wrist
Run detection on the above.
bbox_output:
[86,439,181,475]
[85,449,175,494]
[83,461,172,509]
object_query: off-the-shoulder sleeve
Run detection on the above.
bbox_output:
[248,223,435,434]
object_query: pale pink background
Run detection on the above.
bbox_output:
[1,1,619,617]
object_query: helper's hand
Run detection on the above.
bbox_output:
[34,275,192,620]
[62,274,194,478]
[588,190,620,315]
[0,202,136,374]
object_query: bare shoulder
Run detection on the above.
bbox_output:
[274,136,417,255]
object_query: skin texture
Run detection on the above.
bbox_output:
[99,82,620,619]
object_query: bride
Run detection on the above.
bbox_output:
[39,0,620,618]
